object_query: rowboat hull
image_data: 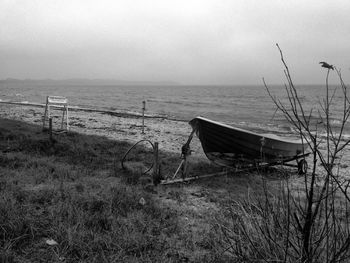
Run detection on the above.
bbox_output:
[189,117,307,167]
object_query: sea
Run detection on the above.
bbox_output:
[1,82,348,137]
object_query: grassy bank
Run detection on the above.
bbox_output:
[3,115,349,262]
[1,117,276,262]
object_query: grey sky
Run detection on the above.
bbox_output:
[1,0,349,85]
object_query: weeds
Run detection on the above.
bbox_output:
[217,45,350,262]
[0,118,224,262]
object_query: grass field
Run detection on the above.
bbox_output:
[1,117,286,262]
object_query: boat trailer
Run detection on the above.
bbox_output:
[121,130,310,186]
[159,129,310,185]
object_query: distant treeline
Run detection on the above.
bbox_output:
[0,78,179,86]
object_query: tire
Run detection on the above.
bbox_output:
[298,159,308,175]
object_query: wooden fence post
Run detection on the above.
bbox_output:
[49,118,53,143]
[153,142,159,184]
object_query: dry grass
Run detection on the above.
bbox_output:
[0,117,249,262]
[2,116,327,262]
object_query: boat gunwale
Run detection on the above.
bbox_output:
[191,116,304,146]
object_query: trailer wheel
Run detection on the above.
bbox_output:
[298,159,308,175]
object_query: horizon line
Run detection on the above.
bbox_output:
[0,78,345,87]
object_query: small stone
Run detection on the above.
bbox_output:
[45,239,58,246]
[139,197,146,206]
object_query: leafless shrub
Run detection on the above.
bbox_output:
[219,44,350,262]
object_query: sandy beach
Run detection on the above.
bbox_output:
[0,103,206,156]
[2,102,350,178]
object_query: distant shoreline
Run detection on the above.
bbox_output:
[0,78,180,86]
[0,78,340,87]
[0,100,187,122]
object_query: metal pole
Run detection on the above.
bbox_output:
[43,96,48,130]
[172,160,184,179]
[66,105,69,131]
[182,156,188,179]
[142,100,146,134]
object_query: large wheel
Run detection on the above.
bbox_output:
[298,159,308,175]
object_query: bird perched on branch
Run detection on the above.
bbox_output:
[319,61,334,70]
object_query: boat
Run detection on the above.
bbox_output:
[160,117,309,185]
[189,116,308,167]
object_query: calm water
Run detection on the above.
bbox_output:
[1,83,348,136]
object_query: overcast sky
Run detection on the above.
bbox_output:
[1,0,349,85]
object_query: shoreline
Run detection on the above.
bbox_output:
[1,102,350,177]
[0,100,186,121]
[0,103,204,156]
